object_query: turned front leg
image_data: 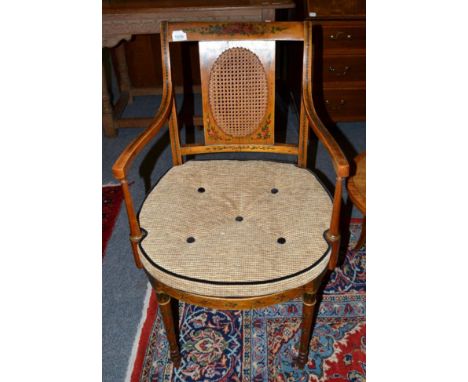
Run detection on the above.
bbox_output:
[296,291,318,369]
[156,292,181,368]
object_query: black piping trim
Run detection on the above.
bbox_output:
[137,159,333,286]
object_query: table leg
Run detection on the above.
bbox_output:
[102,64,117,137]
[354,216,366,251]
[115,42,133,104]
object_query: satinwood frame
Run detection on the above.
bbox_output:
[112,21,350,370]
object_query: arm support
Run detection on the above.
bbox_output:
[111,86,173,269]
[112,88,173,180]
[111,21,175,269]
[302,90,350,178]
[302,88,350,269]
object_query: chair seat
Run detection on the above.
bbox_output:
[138,160,332,297]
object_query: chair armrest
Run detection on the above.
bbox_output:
[112,88,173,180]
[110,87,173,269]
[302,90,350,178]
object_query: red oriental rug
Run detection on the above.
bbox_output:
[102,185,124,257]
[127,220,366,382]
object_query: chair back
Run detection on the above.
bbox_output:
[161,21,313,167]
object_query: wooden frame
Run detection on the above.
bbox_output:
[112,21,350,370]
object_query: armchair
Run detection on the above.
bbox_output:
[112,21,349,369]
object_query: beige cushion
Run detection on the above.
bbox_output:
[138,160,332,297]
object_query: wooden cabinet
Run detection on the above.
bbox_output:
[306,0,365,122]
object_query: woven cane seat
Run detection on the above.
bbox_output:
[138,160,332,297]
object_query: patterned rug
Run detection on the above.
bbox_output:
[129,221,366,382]
[102,185,124,256]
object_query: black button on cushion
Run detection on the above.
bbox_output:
[271,188,279,194]
[277,237,286,244]
[186,237,195,243]
[235,216,243,222]
[198,187,205,193]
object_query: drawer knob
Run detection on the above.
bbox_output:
[328,65,350,76]
[325,99,346,111]
[329,32,353,40]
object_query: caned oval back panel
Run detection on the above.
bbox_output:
[199,41,276,145]
[209,47,268,137]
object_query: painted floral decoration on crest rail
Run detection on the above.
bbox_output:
[185,23,288,36]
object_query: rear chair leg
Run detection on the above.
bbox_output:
[156,292,181,368]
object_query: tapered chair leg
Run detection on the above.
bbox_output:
[156,292,181,368]
[296,291,318,369]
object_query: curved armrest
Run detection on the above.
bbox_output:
[302,90,350,178]
[112,88,173,180]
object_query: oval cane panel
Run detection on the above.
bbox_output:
[208,47,268,137]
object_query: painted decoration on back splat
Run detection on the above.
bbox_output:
[199,40,276,145]
[185,23,287,36]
